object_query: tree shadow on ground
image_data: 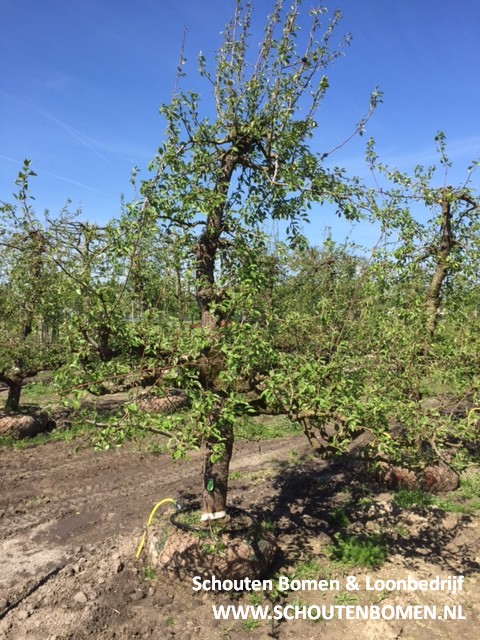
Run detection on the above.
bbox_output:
[248,453,479,578]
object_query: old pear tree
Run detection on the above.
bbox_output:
[130,0,380,520]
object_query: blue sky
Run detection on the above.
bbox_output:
[1,0,479,247]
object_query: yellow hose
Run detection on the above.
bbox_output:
[135,498,177,559]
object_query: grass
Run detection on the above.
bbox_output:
[394,475,480,515]
[460,473,480,499]
[20,380,58,405]
[0,417,151,452]
[235,414,302,441]
[174,507,203,529]
[241,468,276,484]
[0,420,91,450]
[433,495,480,514]
[393,489,433,509]
[172,506,256,544]
[1,400,303,455]
[327,533,388,568]
[0,399,170,453]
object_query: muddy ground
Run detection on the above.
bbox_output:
[0,431,479,640]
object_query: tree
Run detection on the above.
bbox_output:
[0,162,64,412]
[256,129,480,472]
[338,135,480,465]
[133,0,379,519]
[49,202,199,398]
[366,132,480,345]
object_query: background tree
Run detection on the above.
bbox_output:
[343,135,480,465]
[0,162,64,412]
[366,132,480,345]
[259,131,480,473]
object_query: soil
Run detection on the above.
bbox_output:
[0,433,479,639]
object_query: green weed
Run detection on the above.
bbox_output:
[288,449,300,463]
[328,507,350,529]
[242,619,261,631]
[327,533,387,568]
[290,557,322,580]
[202,540,227,555]
[90,424,132,450]
[143,566,157,581]
[433,497,480,514]
[146,442,168,455]
[334,592,359,605]
[290,596,323,624]
[247,593,262,606]
[260,519,275,533]
[394,525,409,539]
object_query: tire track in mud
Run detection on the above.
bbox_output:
[0,435,311,638]
[0,435,309,592]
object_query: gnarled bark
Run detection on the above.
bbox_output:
[194,151,239,518]
[425,191,455,339]
[0,370,25,413]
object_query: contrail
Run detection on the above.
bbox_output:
[0,154,23,165]
[44,170,110,196]
[0,153,109,196]
[1,88,112,163]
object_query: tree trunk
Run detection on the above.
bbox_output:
[425,191,455,340]
[194,152,237,519]
[201,422,234,519]
[2,375,22,413]
[98,325,114,362]
[425,262,448,337]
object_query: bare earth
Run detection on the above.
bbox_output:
[0,434,478,639]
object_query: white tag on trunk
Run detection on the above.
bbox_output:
[200,510,227,521]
